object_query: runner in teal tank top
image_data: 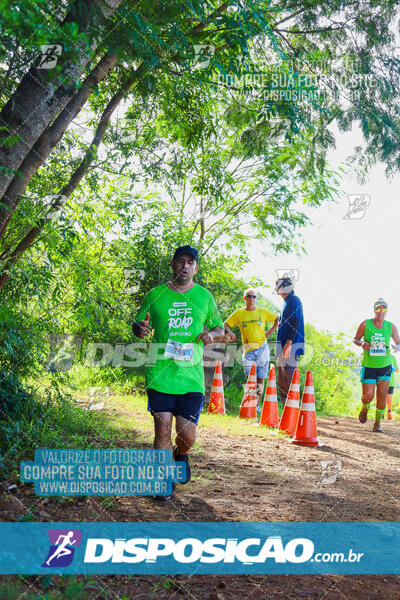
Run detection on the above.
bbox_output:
[353,298,400,432]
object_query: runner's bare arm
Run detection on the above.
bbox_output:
[132,312,152,338]
[197,326,224,345]
[265,316,279,338]
[391,323,400,347]
[207,325,225,343]
[353,321,369,350]
[223,323,236,342]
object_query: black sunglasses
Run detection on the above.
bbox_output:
[246,295,256,298]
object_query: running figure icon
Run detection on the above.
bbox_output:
[45,531,77,566]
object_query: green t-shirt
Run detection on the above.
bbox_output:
[390,354,398,386]
[136,283,223,394]
[362,319,392,368]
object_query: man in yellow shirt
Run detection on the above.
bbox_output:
[224,288,278,409]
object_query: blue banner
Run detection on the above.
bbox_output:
[0,522,398,574]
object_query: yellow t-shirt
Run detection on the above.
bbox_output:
[225,306,277,353]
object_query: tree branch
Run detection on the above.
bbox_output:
[192,3,231,33]
[277,25,347,34]
[0,65,145,290]
[273,8,307,27]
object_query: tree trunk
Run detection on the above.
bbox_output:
[0,69,143,290]
[0,0,124,207]
[0,51,118,238]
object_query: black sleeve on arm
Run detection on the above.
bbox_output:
[286,317,301,341]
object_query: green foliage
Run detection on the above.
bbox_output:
[0,371,115,479]
[0,179,364,419]
[0,575,106,600]
[0,169,363,420]
[97,74,342,258]
[299,324,361,416]
[150,576,177,597]
[2,1,398,429]
[0,370,45,468]
[67,364,143,396]
[0,304,49,378]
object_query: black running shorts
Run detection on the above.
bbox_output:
[147,389,204,424]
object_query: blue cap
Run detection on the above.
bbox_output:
[173,245,198,261]
[276,277,293,293]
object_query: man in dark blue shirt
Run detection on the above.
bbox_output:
[274,277,305,406]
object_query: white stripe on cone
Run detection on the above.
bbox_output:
[300,402,315,412]
[286,399,299,408]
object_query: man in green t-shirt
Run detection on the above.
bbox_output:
[353,298,400,432]
[132,245,224,500]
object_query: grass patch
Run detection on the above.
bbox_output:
[199,412,289,439]
[0,371,116,481]
[105,394,154,445]
[0,575,121,600]
[108,391,288,441]
[65,364,144,396]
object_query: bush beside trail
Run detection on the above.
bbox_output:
[0,371,114,480]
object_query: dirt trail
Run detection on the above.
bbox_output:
[2,405,400,599]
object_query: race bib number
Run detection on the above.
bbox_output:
[164,339,194,361]
[369,340,386,356]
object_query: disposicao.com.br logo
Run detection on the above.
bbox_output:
[84,536,315,564]
[82,536,364,566]
[34,529,365,573]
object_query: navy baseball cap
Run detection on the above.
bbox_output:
[173,245,198,261]
[276,277,294,293]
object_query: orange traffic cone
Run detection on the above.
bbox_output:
[260,365,279,428]
[292,370,320,446]
[208,361,225,415]
[278,368,300,437]
[239,362,257,419]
